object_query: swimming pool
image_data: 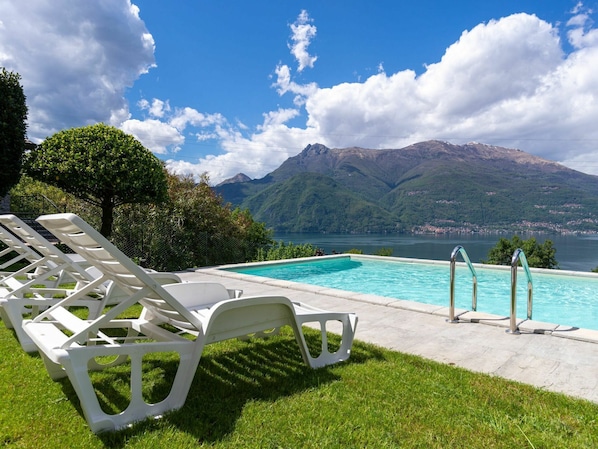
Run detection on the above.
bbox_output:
[225,255,598,331]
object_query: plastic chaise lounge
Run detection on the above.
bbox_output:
[0,221,83,294]
[0,214,181,352]
[0,214,94,283]
[0,217,101,351]
[23,213,357,433]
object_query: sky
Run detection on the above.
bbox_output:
[1,1,598,184]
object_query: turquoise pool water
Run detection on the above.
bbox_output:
[227,256,598,331]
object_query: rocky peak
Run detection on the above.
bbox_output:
[216,173,252,186]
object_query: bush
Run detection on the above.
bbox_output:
[111,173,272,270]
[483,235,558,269]
[374,247,393,256]
[253,241,320,261]
[345,248,364,254]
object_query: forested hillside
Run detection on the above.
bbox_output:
[215,141,598,233]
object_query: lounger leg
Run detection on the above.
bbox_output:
[294,313,358,368]
[1,301,39,352]
[59,341,205,433]
[0,304,13,329]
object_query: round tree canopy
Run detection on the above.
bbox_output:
[26,123,168,208]
[25,123,168,237]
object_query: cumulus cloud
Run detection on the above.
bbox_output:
[120,118,184,154]
[120,103,231,155]
[0,0,155,141]
[167,111,319,182]
[139,98,170,118]
[271,63,319,105]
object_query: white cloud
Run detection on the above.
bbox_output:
[567,3,598,49]
[272,64,319,106]
[139,98,170,118]
[166,110,321,182]
[289,10,317,72]
[0,0,155,141]
[120,118,184,154]
[169,107,226,131]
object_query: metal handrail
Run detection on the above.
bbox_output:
[448,245,477,323]
[507,248,533,334]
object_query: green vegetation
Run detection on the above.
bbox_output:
[346,248,364,254]
[24,123,169,238]
[10,174,332,268]
[111,173,272,271]
[9,172,272,271]
[253,241,320,261]
[1,323,597,448]
[242,172,399,233]
[0,67,28,197]
[484,235,558,268]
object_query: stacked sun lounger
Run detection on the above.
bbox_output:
[0,214,181,352]
[0,213,358,433]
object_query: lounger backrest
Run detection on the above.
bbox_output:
[36,213,203,332]
[0,223,42,269]
[0,214,92,284]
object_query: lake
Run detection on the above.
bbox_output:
[273,232,598,272]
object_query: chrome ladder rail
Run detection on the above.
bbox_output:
[507,248,533,334]
[448,245,477,323]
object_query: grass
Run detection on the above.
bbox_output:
[1,321,597,448]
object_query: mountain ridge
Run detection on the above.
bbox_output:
[215,141,598,234]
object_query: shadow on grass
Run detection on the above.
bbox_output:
[84,331,386,447]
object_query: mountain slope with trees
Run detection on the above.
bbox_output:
[216,141,598,233]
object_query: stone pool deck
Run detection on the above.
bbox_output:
[179,266,598,404]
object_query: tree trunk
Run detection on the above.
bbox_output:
[100,197,114,238]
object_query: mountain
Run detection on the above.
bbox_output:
[215,141,598,233]
[216,173,252,186]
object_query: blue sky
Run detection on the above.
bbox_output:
[1,1,598,183]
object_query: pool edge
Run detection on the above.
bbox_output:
[196,255,598,345]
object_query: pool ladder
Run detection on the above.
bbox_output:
[448,245,533,334]
[508,248,533,334]
[448,245,477,323]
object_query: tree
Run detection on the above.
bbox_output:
[483,235,558,269]
[111,172,273,270]
[25,123,168,238]
[0,68,28,197]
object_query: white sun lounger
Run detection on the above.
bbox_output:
[0,216,102,350]
[0,214,91,285]
[23,213,357,432]
[0,214,181,352]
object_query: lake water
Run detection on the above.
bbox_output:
[273,232,598,272]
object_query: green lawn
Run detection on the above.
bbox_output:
[1,322,597,448]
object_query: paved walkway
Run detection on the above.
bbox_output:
[178,267,598,404]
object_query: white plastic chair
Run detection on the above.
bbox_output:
[23,213,357,432]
